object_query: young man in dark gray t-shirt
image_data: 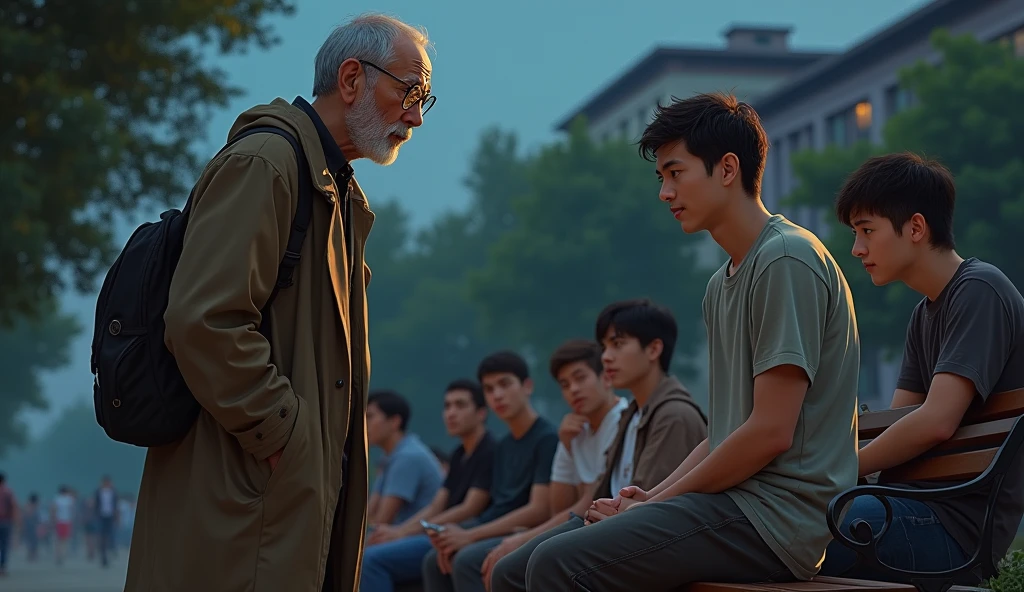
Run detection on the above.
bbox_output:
[822,153,1024,583]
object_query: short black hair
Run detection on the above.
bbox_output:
[477,351,529,384]
[638,92,768,197]
[835,152,956,250]
[445,378,486,409]
[368,389,411,432]
[549,339,603,380]
[595,299,677,372]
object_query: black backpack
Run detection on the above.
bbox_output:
[91,126,313,448]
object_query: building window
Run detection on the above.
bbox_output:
[826,112,847,147]
[826,100,872,147]
[854,101,872,131]
[885,85,914,117]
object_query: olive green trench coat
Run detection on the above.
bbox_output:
[124,98,374,592]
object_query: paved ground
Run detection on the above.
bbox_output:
[2,550,127,592]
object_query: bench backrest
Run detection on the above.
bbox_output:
[858,389,1024,483]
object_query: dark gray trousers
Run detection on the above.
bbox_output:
[489,493,793,592]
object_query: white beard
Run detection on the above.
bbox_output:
[345,88,410,166]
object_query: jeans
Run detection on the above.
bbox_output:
[422,536,504,592]
[821,495,968,581]
[361,534,434,592]
[99,516,116,567]
[0,522,10,570]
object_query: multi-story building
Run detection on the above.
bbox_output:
[555,0,1024,405]
[758,0,1024,226]
[555,25,834,144]
[753,0,1024,405]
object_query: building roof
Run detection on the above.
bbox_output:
[752,0,1000,116]
[722,24,794,36]
[554,44,833,132]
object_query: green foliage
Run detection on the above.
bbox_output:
[365,123,710,445]
[985,549,1024,592]
[0,303,79,456]
[785,30,1024,362]
[364,129,523,444]
[467,119,706,373]
[1,0,295,326]
[787,142,919,356]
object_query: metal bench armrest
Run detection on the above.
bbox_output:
[825,415,1024,592]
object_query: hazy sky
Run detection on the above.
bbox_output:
[28,0,930,435]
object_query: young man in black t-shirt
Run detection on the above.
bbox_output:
[821,153,1024,585]
[361,379,496,592]
[422,351,559,592]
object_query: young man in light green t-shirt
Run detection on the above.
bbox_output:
[490,92,861,591]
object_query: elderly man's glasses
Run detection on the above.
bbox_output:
[359,60,436,116]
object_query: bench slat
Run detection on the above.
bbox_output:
[860,416,1017,454]
[932,417,1017,452]
[880,449,997,483]
[688,577,981,591]
[859,389,1024,440]
[688,578,914,591]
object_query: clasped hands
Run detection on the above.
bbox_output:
[583,485,649,525]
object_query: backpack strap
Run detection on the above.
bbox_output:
[182,126,314,341]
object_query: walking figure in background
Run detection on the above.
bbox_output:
[0,474,15,576]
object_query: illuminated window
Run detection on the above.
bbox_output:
[854,101,872,130]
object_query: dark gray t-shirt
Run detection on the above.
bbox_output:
[477,416,558,524]
[895,258,1024,563]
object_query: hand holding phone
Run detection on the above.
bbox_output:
[420,519,446,534]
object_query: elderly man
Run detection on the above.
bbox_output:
[123,13,435,592]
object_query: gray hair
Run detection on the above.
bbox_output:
[312,13,431,97]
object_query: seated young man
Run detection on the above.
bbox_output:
[422,352,559,592]
[819,153,1024,582]
[361,380,496,592]
[367,390,446,527]
[491,93,861,592]
[541,339,626,517]
[485,299,707,589]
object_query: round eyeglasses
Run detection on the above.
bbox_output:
[360,60,436,115]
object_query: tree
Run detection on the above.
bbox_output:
[1,0,295,325]
[0,302,80,456]
[467,119,708,381]
[785,30,1024,395]
[882,31,1024,285]
[363,130,526,444]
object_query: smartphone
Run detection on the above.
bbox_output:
[420,519,446,533]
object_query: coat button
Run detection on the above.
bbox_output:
[335,379,345,389]
[279,407,287,418]
[255,432,263,440]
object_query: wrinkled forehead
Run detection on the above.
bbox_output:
[391,36,432,87]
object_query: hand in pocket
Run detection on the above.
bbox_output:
[268,448,283,472]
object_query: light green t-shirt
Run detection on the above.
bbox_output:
[703,215,860,580]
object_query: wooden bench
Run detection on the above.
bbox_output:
[690,389,1024,592]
